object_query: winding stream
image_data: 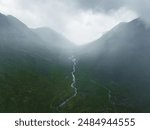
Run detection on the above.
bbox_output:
[59,56,77,107]
[91,80,116,111]
[58,56,116,112]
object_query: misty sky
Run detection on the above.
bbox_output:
[0,0,149,45]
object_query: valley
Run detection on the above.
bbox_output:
[0,13,150,113]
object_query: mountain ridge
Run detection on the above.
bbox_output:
[0,12,150,112]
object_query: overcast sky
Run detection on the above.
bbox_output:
[0,0,149,45]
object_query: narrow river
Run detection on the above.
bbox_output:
[59,56,77,107]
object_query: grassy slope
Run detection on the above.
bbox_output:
[0,43,74,112]
[1,47,150,112]
[59,59,150,113]
[1,44,150,113]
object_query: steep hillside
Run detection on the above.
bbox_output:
[0,13,74,112]
[72,18,150,112]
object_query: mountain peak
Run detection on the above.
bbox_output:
[7,15,28,28]
[0,13,9,27]
[32,27,75,47]
[128,18,149,29]
[0,12,28,30]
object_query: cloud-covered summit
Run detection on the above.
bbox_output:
[1,0,148,44]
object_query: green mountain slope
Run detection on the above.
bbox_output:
[0,13,75,112]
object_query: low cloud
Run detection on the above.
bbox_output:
[1,0,146,44]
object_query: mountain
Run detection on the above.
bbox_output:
[32,27,74,48]
[1,12,150,113]
[32,27,76,61]
[0,13,74,112]
[0,13,41,44]
[74,18,150,112]
[79,18,150,84]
